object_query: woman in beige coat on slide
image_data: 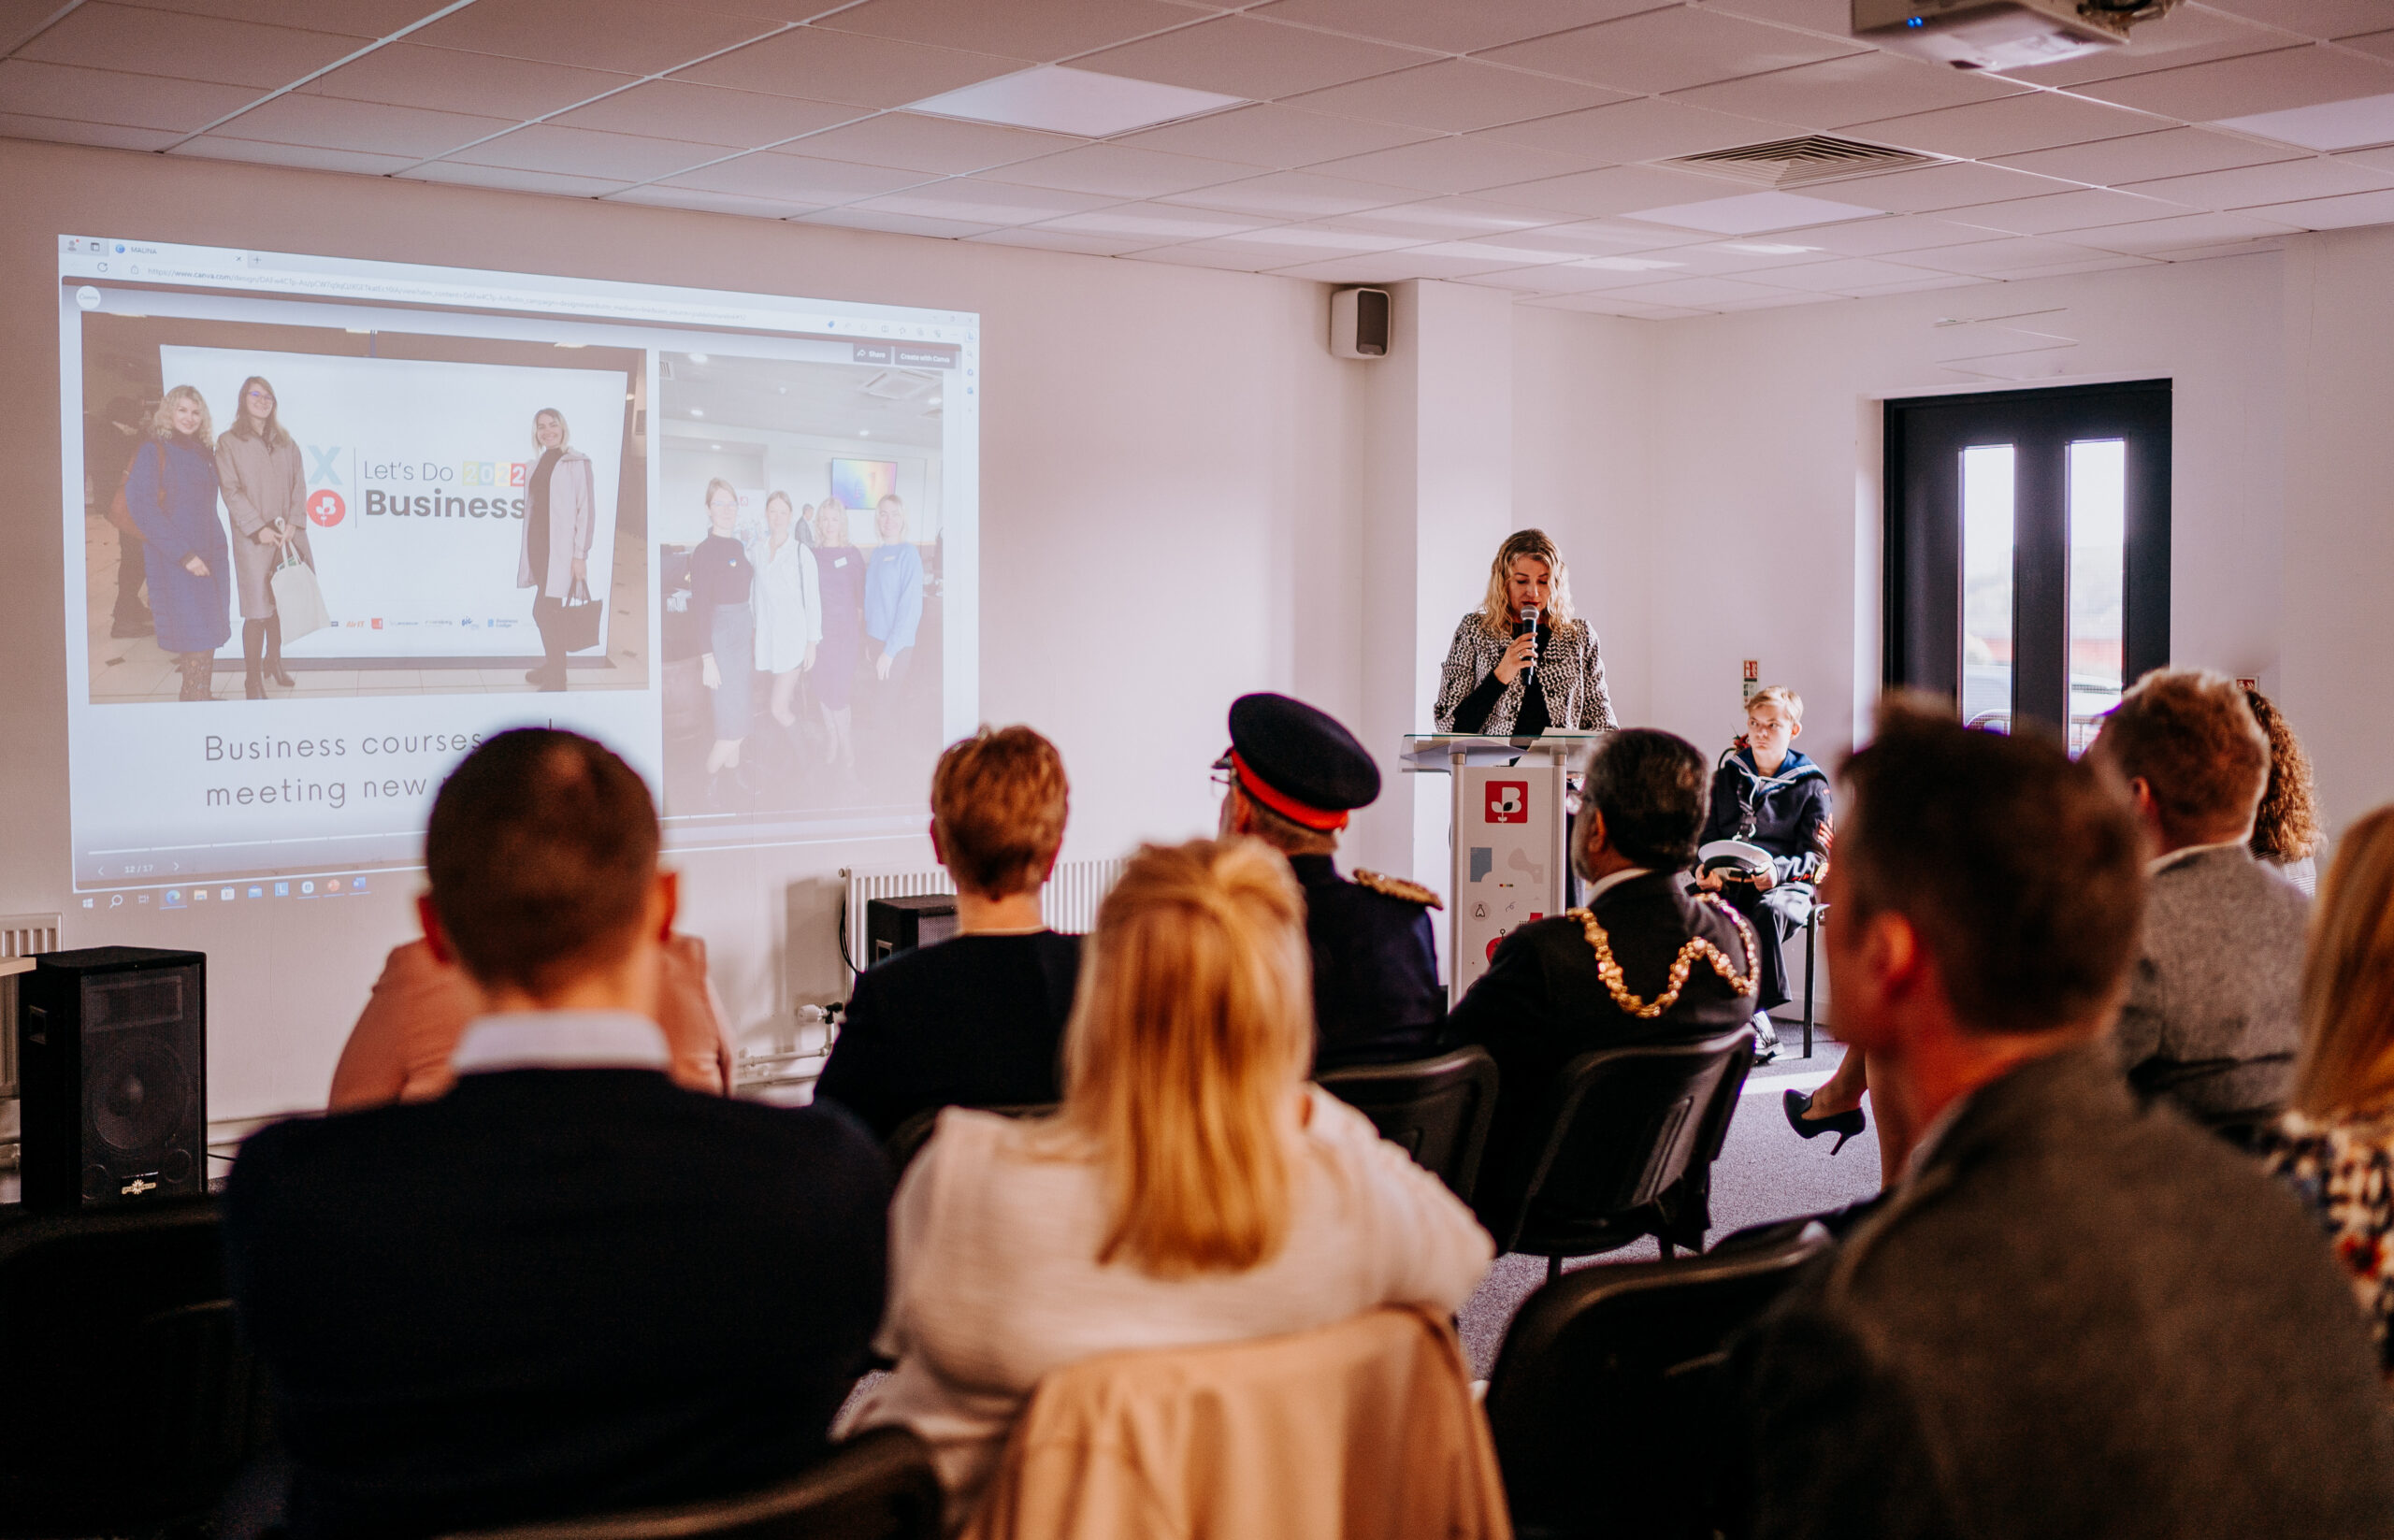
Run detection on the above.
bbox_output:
[516,406,596,692]
[216,375,316,699]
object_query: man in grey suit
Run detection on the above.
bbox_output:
[2092,668,2308,1125]
[1727,702,2394,1540]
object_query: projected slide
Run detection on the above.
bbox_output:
[59,236,979,898]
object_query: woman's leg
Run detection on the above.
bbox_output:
[264,612,292,686]
[1808,1044,1867,1116]
[242,619,267,699]
[771,669,800,727]
[817,697,841,762]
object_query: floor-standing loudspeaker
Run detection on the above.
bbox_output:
[16,946,208,1210]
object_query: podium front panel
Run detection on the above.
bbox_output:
[1450,761,1568,1000]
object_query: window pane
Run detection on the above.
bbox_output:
[2068,439,2127,754]
[1960,444,2015,730]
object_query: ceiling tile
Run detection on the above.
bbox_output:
[966,225,1156,254]
[1117,242,1277,270]
[174,136,417,173]
[2343,29,2394,63]
[1827,159,2080,212]
[2001,252,2159,280]
[1284,59,1625,133]
[675,27,1026,108]
[1706,289,1839,311]
[1604,274,1808,306]
[1670,49,2030,129]
[2054,209,2301,251]
[1305,133,1608,194]
[607,183,819,218]
[207,91,516,156]
[1411,236,1586,267]
[1252,0,1672,54]
[1781,212,2017,254]
[1111,102,1435,166]
[1455,265,1582,292]
[403,162,633,197]
[1993,125,2305,183]
[1843,94,2172,161]
[102,0,440,33]
[1316,194,1586,238]
[1471,257,1681,293]
[983,142,1258,196]
[1842,272,1995,295]
[772,111,1085,173]
[1159,168,1421,216]
[1894,235,2124,274]
[442,123,728,181]
[302,43,633,121]
[2075,42,2394,119]
[2214,89,2394,150]
[2124,152,2394,208]
[858,176,1122,223]
[0,59,259,133]
[1030,205,1274,241]
[1492,160,1753,215]
[660,150,935,202]
[0,109,180,150]
[1071,15,1432,99]
[409,0,780,76]
[2142,237,2289,261]
[1750,254,1953,291]
[2000,6,2307,89]
[1479,95,1801,162]
[811,0,1199,61]
[1473,215,1708,252]
[2238,183,2394,226]
[1695,0,1854,33]
[550,81,861,147]
[1269,249,1526,281]
[20,3,363,89]
[800,208,1003,239]
[1621,186,1885,232]
[2343,142,2394,171]
[1478,7,1859,95]
[1158,228,1421,268]
[2195,0,2389,40]
[1943,186,2194,236]
[1536,295,1715,319]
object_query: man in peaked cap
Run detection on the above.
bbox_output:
[1216,693,1446,1072]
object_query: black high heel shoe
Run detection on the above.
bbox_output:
[1784,1089,1867,1156]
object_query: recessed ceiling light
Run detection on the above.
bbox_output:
[929,396,942,406]
[1579,256,1684,272]
[2215,91,2394,151]
[1722,242,1821,255]
[555,341,585,349]
[908,65,1245,137]
[688,353,708,364]
[859,429,871,437]
[1622,191,1882,235]
[711,443,721,451]
[690,409,703,418]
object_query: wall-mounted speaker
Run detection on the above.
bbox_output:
[16,947,207,1211]
[1331,287,1390,360]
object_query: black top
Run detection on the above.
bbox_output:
[224,1067,889,1540]
[526,446,561,581]
[1449,616,1550,736]
[1441,871,1757,1233]
[1290,854,1445,1072]
[1224,693,1381,814]
[691,531,752,613]
[815,930,1081,1141]
[1697,746,1832,885]
[1727,1045,2394,1540]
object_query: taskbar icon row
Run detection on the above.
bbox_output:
[81,874,370,912]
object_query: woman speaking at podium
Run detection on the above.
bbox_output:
[1434,528,1615,736]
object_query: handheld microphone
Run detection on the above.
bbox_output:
[1517,605,1538,685]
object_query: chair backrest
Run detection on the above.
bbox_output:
[1484,1227,1832,1540]
[884,1102,1057,1174]
[1494,1026,1754,1256]
[1315,1044,1500,1203]
[0,1199,267,1532]
[440,1425,942,1540]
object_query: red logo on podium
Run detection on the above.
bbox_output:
[307,489,346,527]
[1485,781,1528,824]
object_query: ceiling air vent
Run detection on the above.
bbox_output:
[1665,136,1937,189]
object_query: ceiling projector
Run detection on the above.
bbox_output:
[1852,0,2183,71]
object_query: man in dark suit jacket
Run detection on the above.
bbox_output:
[225,730,890,1540]
[817,726,1080,1141]
[1727,703,2394,1540]
[1443,728,1758,1237]
[2092,668,2308,1125]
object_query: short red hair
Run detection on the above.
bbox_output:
[931,727,1069,898]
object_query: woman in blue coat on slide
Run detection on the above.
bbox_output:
[123,385,233,701]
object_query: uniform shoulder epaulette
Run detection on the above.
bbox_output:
[1352,869,1444,909]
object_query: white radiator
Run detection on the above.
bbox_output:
[841,858,1126,985]
[0,914,60,1101]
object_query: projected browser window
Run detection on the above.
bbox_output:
[58,236,979,896]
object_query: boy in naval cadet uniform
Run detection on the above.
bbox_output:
[1216,693,1446,1072]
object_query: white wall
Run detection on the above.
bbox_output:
[0,138,1367,1123]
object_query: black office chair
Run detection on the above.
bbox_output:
[1484,1025,1756,1282]
[1797,900,1829,1058]
[0,1198,270,1536]
[884,1101,1058,1173]
[1315,1044,1500,1203]
[1484,1226,1832,1540]
[441,1426,943,1540]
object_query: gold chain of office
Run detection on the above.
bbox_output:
[1567,895,1760,1019]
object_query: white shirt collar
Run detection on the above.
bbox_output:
[451,1011,671,1077]
[1585,866,1654,903]
[2149,838,2249,875]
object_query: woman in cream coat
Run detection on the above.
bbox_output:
[753,491,822,728]
[517,407,596,692]
[216,375,316,699]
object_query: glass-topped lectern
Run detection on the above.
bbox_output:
[1402,733,1606,1005]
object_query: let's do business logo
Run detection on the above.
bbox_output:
[305,449,536,528]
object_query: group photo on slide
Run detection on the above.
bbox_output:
[76,308,650,705]
[654,352,946,818]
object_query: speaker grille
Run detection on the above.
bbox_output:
[90,1035,193,1154]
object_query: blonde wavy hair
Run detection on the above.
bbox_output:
[1477,527,1577,639]
[149,384,213,443]
[1055,838,1313,1277]
[2291,807,2394,1118]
